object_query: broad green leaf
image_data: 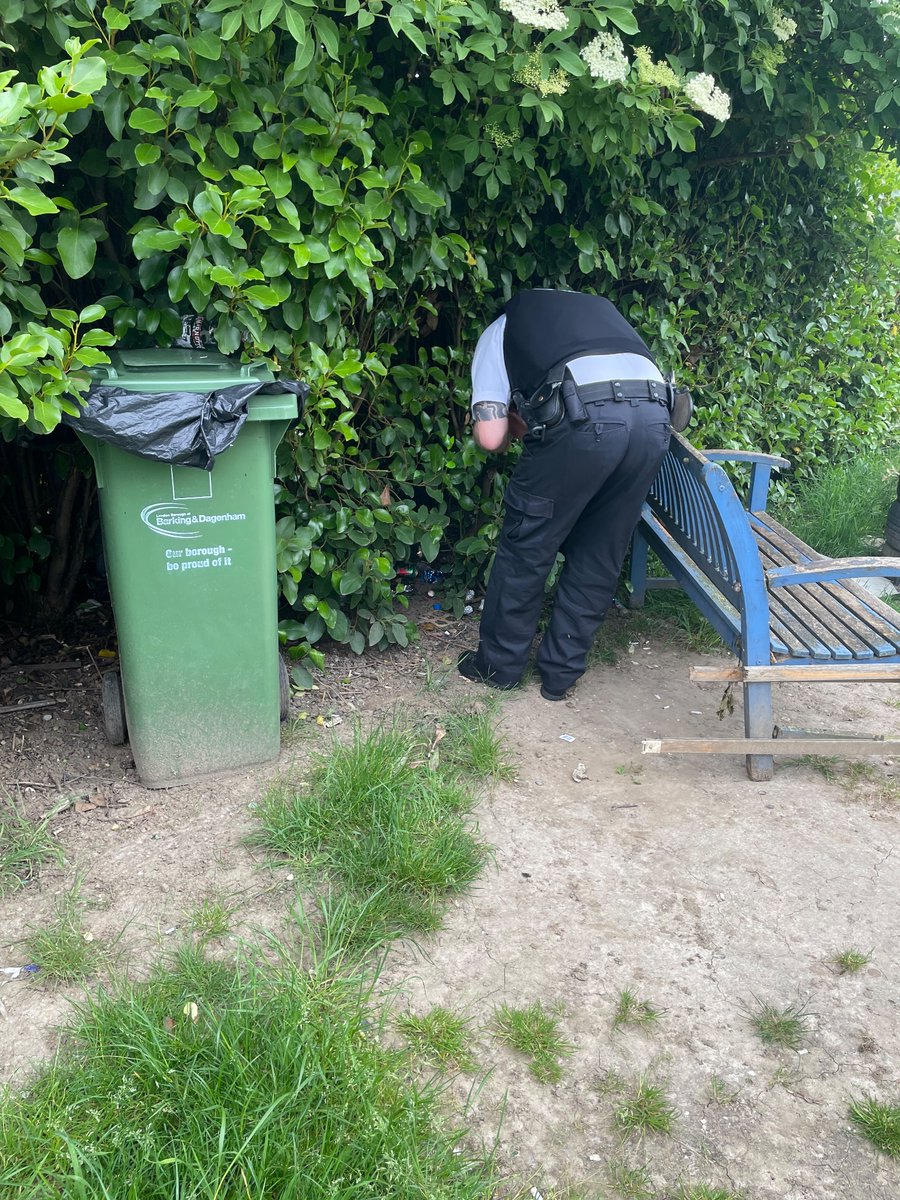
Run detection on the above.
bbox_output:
[284,7,306,45]
[57,226,98,279]
[129,108,167,134]
[135,143,161,166]
[6,186,58,216]
[70,55,108,95]
[131,226,183,257]
[602,6,639,35]
[102,6,131,31]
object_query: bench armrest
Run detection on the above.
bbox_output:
[702,450,792,470]
[767,556,900,588]
[701,449,791,513]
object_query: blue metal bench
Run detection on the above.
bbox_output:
[628,433,900,780]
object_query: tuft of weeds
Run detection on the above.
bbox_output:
[747,999,812,1051]
[23,877,106,984]
[709,1074,738,1105]
[831,947,873,975]
[420,656,452,693]
[674,1186,744,1200]
[397,1006,478,1073]
[250,717,489,949]
[613,1076,676,1140]
[606,1160,655,1199]
[0,794,63,897]
[438,702,516,782]
[849,1095,900,1157]
[490,1000,573,1084]
[0,938,495,1198]
[612,987,662,1032]
[187,891,240,943]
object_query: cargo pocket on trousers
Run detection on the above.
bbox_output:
[504,483,554,545]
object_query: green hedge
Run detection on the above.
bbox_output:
[0,2,898,661]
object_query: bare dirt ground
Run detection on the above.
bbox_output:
[2,600,899,1199]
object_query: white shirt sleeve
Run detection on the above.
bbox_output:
[470,315,510,412]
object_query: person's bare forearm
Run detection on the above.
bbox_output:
[472,401,527,453]
[472,401,510,453]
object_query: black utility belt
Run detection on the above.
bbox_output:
[514,376,692,437]
[577,378,672,406]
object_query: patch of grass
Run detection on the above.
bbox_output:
[0,794,63,897]
[849,1095,900,1157]
[831,947,873,975]
[490,1000,573,1084]
[0,940,495,1198]
[397,1005,477,1073]
[589,587,722,666]
[787,754,842,782]
[612,987,662,1032]
[251,717,489,949]
[23,878,105,985]
[775,454,897,558]
[587,608,639,667]
[613,1076,676,1140]
[633,588,722,654]
[606,1160,655,1199]
[187,891,240,943]
[747,1000,811,1051]
[438,702,516,782]
[593,1068,626,1097]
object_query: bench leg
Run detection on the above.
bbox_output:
[627,530,649,609]
[743,681,774,781]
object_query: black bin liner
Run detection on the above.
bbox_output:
[64,380,308,470]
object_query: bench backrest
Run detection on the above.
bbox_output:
[647,434,767,611]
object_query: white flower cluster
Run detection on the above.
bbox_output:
[770,7,798,41]
[498,0,568,32]
[580,31,630,85]
[684,72,732,121]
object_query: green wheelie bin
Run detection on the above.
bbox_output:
[76,349,299,787]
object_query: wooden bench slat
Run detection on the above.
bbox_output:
[648,452,742,604]
[764,587,838,659]
[752,515,899,658]
[751,522,873,660]
[746,518,863,659]
[756,514,900,655]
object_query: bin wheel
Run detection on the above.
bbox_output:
[279,655,291,723]
[101,670,127,746]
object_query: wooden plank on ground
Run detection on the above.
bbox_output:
[643,737,900,757]
[690,663,900,683]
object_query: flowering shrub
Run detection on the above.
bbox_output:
[0,0,898,647]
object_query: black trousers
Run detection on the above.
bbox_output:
[475,399,671,692]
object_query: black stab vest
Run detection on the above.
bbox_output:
[502,290,657,398]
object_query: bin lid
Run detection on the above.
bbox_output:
[90,348,275,392]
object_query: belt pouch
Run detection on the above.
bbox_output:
[561,376,587,423]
